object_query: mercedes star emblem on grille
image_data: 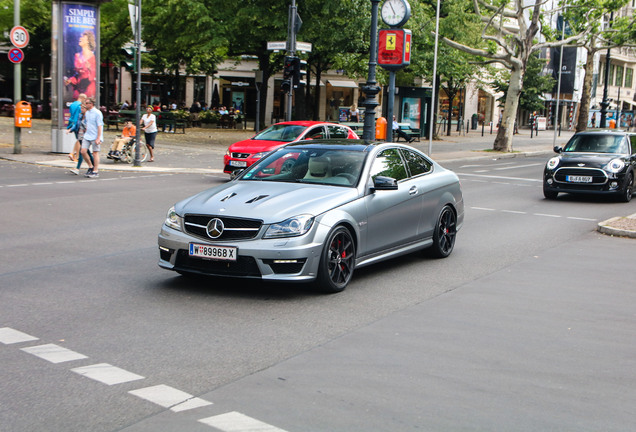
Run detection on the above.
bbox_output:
[206,218,224,238]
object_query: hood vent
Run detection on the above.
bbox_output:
[245,195,269,204]
[220,192,237,202]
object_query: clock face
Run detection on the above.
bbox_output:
[381,0,410,27]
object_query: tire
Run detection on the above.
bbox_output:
[428,205,457,258]
[543,185,558,200]
[619,172,633,203]
[315,226,356,293]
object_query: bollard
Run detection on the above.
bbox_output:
[490,122,493,134]
[481,121,485,136]
[466,120,469,134]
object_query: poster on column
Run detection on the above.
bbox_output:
[62,3,98,109]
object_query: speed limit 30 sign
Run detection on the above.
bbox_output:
[10,26,30,49]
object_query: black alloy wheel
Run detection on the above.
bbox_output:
[429,205,457,258]
[316,226,355,293]
[620,172,633,203]
[543,185,559,200]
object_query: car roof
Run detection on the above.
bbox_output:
[273,120,348,127]
[574,130,634,136]
[281,138,424,153]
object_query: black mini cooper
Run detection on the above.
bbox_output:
[543,131,635,202]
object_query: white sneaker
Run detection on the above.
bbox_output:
[69,168,79,175]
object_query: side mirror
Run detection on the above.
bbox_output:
[372,175,398,191]
[553,146,563,153]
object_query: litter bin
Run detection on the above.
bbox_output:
[471,113,478,130]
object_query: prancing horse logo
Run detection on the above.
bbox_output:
[206,218,224,239]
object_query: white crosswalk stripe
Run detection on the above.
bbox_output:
[199,411,290,432]
[0,327,39,344]
[71,363,145,385]
[129,384,212,412]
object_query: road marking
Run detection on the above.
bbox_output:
[199,411,290,432]
[470,207,597,222]
[493,163,543,171]
[21,343,88,363]
[71,363,144,385]
[0,327,39,344]
[130,384,213,412]
[457,172,541,182]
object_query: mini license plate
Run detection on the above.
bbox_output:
[189,243,237,261]
[566,175,593,183]
[229,160,247,168]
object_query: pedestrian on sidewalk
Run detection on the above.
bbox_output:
[69,103,94,175]
[66,93,86,161]
[141,106,157,162]
[80,97,103,178]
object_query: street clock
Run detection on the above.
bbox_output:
[381,0,411,28]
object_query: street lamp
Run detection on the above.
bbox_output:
[599,12,613,129]
[361,0,381,142]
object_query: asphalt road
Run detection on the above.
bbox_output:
[1,157,635,432]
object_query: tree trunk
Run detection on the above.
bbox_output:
[576,47,594,132]
[313,68,322,121]
[494,65,523,152]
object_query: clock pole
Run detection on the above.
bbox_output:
[362,0,381,142]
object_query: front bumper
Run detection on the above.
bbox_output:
[157,223,326,282]
[543,168,627,195]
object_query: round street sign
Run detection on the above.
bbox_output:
[10,26,30,49]
[8,48,25,64]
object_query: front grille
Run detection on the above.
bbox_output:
[231,152,250,159]
[554,167,607,185]
[184,215,262,240]
[175,250,261,277]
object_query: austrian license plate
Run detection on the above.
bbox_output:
[229,160,247,168]
[566,175,593,183]
[189,243,237,261]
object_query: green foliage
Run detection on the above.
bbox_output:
[199,109,220,124]
[493,53,555,113]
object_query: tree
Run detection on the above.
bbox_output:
[441,0,583,152]
[559,0,632,132]
[142,0,228,104]
[493,52,555,115]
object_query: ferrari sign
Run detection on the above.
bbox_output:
[378,29,412,70]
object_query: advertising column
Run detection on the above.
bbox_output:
[51,1,100,153]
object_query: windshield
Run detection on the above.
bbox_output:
[563,135,628,154]
[253,124,308,142]
[239,148,366,187]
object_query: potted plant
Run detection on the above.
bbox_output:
[199,110,221,128]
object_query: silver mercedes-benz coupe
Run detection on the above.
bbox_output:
[158,140,464,292]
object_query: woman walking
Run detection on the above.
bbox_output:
[141,106,157,162]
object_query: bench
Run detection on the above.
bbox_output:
[394,123,421,142]
[105,113,123,130]
[157,112,186,134]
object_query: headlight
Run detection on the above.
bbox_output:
[606,158,625,173]
[165,206,183,231]
[264,215,314,238]
[252,152,267,159]
[546,157,560,170]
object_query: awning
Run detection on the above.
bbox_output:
[327,79,359,88]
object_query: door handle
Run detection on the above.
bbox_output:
[409,186,418,195]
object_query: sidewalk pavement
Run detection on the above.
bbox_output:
[1,117,634,236]
[0,117,571,174]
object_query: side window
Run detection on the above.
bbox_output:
[327,125,348,139]
[630,135,636,154]
[401,149,433,177]
[304,127,326,140]
[370,149,408,182]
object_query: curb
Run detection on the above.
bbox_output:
[597,213,636,239]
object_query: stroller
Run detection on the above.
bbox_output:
[109,138,148,164]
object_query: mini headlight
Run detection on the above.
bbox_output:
[165,206,183,231]
[546,157,560,170]
[264,215,314,239]
[606,158,625,173]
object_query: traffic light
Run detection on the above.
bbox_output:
[293,59,307,88]
[120,47,135,72]
[281,56,297,93]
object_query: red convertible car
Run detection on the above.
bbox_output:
[223,120,359,178]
